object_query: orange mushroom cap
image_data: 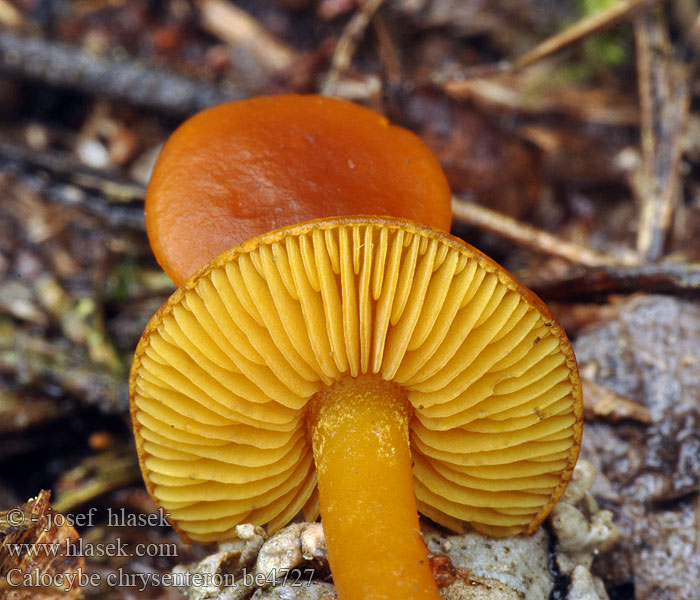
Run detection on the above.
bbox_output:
[146,95,452,285]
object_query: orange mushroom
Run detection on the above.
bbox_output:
[130,96,583,600]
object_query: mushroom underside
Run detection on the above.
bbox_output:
[129,217,582,543]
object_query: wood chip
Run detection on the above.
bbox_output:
[583,379,652,424]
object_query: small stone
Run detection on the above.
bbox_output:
[568,565,610,600]
[300,523,326,561]
[255,523,330,588]
[550,460,619,575]
[422,522,552,600]
[252,581,337,599]
[561,461,598,506]
[174,524,267,599]
[440,575,521,600]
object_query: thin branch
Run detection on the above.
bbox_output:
[444,0,667,85]
[583,380,652,424]
[526,262,700,300]
[0,141,146,230]
[444,78,639,126]
[322,0,387,95]
[451,197,635,268]
[511,0,666,71]
[52,453,140,514]
[670,0,700,57]
[635,14,656,178]
[0,0,22,28]
[632,11,690,261]
[373,12,402,88]
[197,0,298,73]
[0,31,242,116]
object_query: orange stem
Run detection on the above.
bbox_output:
[309,377,441,600]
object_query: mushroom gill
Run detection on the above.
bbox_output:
[130,216,582,544]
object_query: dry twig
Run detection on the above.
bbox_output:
[511,0,666,72]
[0,141,146,229]
[0,31,241,116]
[197,0,297,73]
[670,0,700,56]
[452,196,633,268]
[373,12,402,89]
[582,379,652,424]
[527,262,700,300]
[632,11,690,261]
[0,140,144,201]
[52,452,141,514]
[0,0,22,28]
[444,0,667,84]
[445,77,639,126]
[322,0,387,95]
[582,380,651,425]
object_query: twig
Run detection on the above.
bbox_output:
[322,0,387,95]
[451,196,633,268]
[444,78,639,126]
[632,11,690,261]
[0,140,144,201]
[0,31,242,116]
[0,0,22,28]
[635,14,655,178]
[52,452,140,514]
[34,273,123,371]
[670,0,700,57]
[511,0,666,71]
[526,262,700,300]
[444,0,666,86]
[0,141,146,230]
[582,379,652,424]
[0,320,127,411]
[197,0,297,73]
[373,12,402,88]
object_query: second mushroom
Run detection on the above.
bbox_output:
[130,95,583,600]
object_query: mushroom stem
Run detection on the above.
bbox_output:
[309,376,440,600]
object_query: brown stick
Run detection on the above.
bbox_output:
[526,262,700,300]
[451,197,635,268]
[632,12,690,261]
[52,453,141,514]
[0,0,22,27]
[322,0,387,95]
[0,31,242,116]
[373,12,402,88]
[0,140,146,230]
[197,0,297,73]
[512,0,666,71]
[583,380,652,425]
[444,0,666,84]
[445,78,639,126]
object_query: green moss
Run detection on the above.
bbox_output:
[577,0,633,70]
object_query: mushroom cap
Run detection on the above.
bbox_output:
[146,95,452,285]
[130,216,583,543]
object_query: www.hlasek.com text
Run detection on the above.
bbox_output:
[6,536,178,559]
